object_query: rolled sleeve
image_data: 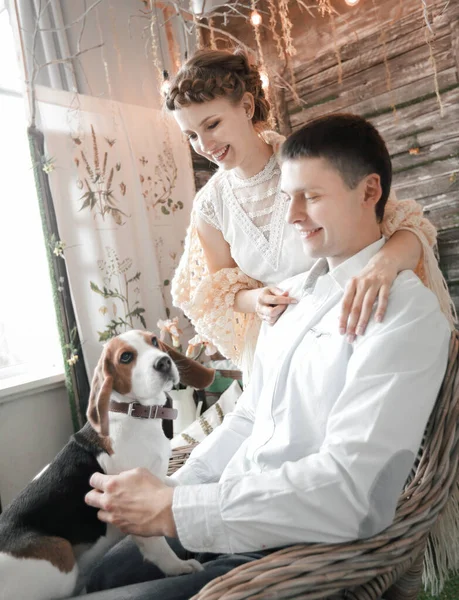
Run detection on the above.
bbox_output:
[172,483,229,553]
[170,465,204,486]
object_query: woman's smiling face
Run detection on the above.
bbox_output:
[173,96,255,171]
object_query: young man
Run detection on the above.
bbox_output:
[84,115,450,600]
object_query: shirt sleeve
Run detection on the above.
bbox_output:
[172,278,451,553]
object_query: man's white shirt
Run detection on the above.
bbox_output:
[172,238,451,554]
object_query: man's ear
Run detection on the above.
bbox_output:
[87,345,114,441]
[158,341,215,389]
[363,173,382,210]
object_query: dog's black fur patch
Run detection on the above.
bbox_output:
[0,423,108,552]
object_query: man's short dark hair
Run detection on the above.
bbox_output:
[280,114,392,223]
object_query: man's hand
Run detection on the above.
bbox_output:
[85,468,177,538]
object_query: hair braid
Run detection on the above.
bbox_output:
[165,49,270,126]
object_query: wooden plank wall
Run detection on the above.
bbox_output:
[279,0,459,307]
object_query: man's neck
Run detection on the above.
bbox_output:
[327,228,381,270]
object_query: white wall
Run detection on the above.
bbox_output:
[0,378,74,508]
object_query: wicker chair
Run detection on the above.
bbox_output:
[168,331,459,600]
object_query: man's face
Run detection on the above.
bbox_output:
[281,156,376,268]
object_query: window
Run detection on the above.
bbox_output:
[0,7,63,390]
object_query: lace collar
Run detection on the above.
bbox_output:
[229,153,279,189]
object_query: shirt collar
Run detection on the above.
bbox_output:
[330,237,386,291]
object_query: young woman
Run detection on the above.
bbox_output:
[166,49,454,377]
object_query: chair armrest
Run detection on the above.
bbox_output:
[167,444,198,477]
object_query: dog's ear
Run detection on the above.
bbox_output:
[158,341,215,389]
[87,345,113,440]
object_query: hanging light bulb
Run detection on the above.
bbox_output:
[260,71,269,90]
[344,0,360,5]
[250,10,262,26]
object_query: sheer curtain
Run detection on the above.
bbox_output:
[5,0,197,427]
[36,86,196,376]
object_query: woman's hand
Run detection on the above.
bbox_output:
[256,287,298,326]
[339,256,398,342]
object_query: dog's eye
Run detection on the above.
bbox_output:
[152,337,159,348]
[120,352,133,364]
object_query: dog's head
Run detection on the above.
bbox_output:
[86,330,215,441]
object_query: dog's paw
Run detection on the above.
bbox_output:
[164,559,203,576]
[182,559,204,573]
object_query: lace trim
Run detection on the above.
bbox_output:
[221,174,289,270]
[238,186,279,204]
[230,154,280,190]
[251,206,275,218]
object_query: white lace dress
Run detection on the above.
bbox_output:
[196,153,312,285]
[171,132,453,379]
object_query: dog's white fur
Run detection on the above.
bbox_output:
[0,554,78,600]
[0,330,203,600]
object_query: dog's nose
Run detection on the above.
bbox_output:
[154,355,172,374]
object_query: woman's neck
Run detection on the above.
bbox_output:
[233,131,274,179]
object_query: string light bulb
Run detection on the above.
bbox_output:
[260,71,269,90]
[250,10,262,26]
[344,0,360,5]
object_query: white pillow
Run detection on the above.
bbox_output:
[168,387,199,435]
[171,380,242,449]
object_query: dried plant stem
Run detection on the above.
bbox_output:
[251,0,265,65]
[208,17,217,50]
[279,0,296,57]
[426,28,444,116]
[371,0,397,117]
[267,0,284,60]
[329,8,343,85]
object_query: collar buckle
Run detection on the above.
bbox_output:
[128,402,142,418]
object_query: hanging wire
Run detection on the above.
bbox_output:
[154,0,167,75]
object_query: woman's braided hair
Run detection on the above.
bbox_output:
[165,49,270,126]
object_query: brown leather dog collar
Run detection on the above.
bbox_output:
[109,397,178,420]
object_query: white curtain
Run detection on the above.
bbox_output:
[36,85,195,376]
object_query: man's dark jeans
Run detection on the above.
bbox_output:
[81,536,271,600]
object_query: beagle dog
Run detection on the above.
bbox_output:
[0,330,215,600]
